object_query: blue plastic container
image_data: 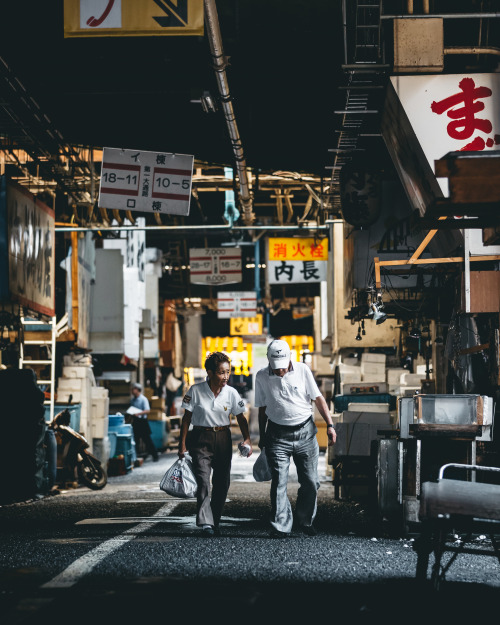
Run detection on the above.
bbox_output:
[108,414,125,429]
[115,434,133,470]
[108,431,117,458]
[45,404,81,432]
[334,393,397,413]
[149,420,168,451]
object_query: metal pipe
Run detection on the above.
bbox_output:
[55,224,330,233]
[381,13,500,19]
[444,46,500,56]
[204,0,255,225]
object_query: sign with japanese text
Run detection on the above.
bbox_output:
[267,237,328,285]
[64,0,204,37]
[5,182,55,316]
[230,315,263,336]
[391,73,500,195]
[268,237,329,261]
[217,292,257,319]
[98,147,193,216]
[189,248,242,285]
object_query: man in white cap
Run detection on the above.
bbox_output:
[255,339,336,537]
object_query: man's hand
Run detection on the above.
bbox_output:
[258,435,266,450]
[327,427,336,446]
[178,446,187,459]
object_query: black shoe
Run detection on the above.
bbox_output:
[213,526,222,537]
[269,529,290,538]
[299,525,317,536]
[152,456,159,462]
[202,526,214,537]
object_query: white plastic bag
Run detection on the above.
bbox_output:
[253,449,272,482]
[160,457,198,498]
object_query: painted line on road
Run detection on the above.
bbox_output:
[41,501,178,589]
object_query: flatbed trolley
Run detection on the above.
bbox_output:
[414,463,500,589]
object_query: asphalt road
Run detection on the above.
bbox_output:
[1,449,499,625]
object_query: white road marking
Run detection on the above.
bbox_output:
[76,515,258,528]
[41,501,178,589]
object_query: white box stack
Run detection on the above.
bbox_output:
[57,365,95,439]
[360,352,386,382]
[91,386,110,439]
[387,368,407,392]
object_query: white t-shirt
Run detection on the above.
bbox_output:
[181,380,245,427]
[254,361,321,426]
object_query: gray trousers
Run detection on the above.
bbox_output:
[265,418,320,533]
[189,428,232,527]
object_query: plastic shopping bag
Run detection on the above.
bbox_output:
[253,449,272,482]
[159,457,198,498]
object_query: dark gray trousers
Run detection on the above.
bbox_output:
[189,428,232,527]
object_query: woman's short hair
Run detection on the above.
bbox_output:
[205,351,231,373]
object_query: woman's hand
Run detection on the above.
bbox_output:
[243,438,253,457]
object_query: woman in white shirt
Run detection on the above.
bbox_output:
[179,351,252,536]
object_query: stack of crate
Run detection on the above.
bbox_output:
[148,395,169,451]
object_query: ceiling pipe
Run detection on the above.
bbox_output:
[55,223,333,233]
[204,0,255,226]
[444,46,500,56]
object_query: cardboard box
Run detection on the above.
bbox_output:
[148,409,165,421]
[150,396,166,410]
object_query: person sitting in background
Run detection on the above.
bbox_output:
[129,383,159,462]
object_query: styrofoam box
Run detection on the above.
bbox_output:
[92,417,109,438]
[360,363,386,380]
[92,398,110,421]
[341,410,392,424]
[340,370,362,383]
[342,381,387,395]
[62,366,96,385]
[400,373,425,386]
[64,354,93,367]
[387,368,407,385]
[347,402,390,413]
[58,377,86,390]
[361,353,386,365]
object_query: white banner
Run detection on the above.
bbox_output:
[217,291,257,319]
[268,260,326,285]
[98,147,193,215]
[189,247,242,285]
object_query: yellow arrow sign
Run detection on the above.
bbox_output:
[230,316,263,336]
[64,0,204,37]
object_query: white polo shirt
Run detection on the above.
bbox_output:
[181,380,245,427]
[254,361,321,426]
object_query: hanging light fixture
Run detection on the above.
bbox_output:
[367,302,387,325]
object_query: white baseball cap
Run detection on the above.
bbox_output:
[267,339,291,369]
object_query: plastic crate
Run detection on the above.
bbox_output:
[45,404,81,432]
[334,393,397,413]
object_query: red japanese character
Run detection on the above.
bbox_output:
[273,243,287,258]
[310,244,324,258]
[431,77,492,140]
[292,244,306,258]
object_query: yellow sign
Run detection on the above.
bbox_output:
[202,337,253,376]
[230,316,263,336]
[268,237,329,262]
[64,0,204,38]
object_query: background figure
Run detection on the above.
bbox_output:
[255,339,336,538]
[129,383,158,462]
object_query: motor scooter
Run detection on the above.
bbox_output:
[49,404,107,490]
